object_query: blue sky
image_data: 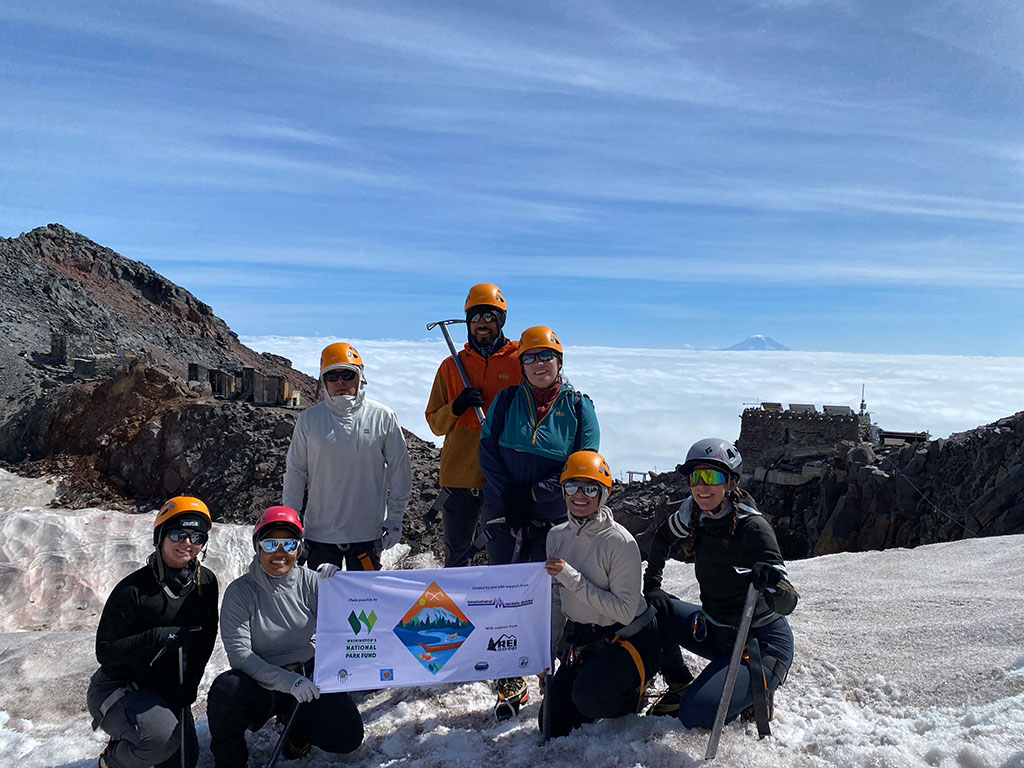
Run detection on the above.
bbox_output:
[1,0,1022,354]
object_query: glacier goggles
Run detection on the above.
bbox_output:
[323,369,357,382]
[689,468,728,486]
[166,529,209,546]
[562,480,602,498]
[468,311,498,324]
[258,537,301,554]
[519,349,558,365]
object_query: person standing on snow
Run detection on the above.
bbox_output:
[87,496,219,768]
[643,438,798,730]
[207,506,363,767]
[283,341,412,571]
[424,282,522,567]
[540,451,660,738]
[478,324,600,719]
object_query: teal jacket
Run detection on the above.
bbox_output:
[478,380,600,521]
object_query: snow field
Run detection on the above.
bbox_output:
[1,469,1022,766]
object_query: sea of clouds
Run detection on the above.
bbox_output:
[244,337,1024,478]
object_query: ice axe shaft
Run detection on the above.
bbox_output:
[426,318,486,424]
[704,582,758,761]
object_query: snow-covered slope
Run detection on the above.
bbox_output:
[1,469,1022,767]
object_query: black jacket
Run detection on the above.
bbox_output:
[645,492,798,627]
[95,556,219,701]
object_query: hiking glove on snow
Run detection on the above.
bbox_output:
[452,387,485,416]
[751,561,783,592]
[290,676,321,703]
[382,524,402,550]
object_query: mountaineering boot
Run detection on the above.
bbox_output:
[97,740,116,768]
[283,735,311,760]
[740,690,775,723]
[649,670,695,717]
[493,676,528,721]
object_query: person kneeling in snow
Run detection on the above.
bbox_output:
[643,438,798,730]
[539,451,660,738]
[87,496,219,768]
[207,506,363,768]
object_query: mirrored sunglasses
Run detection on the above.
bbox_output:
[259,538,300,553]
[689,468,727,486]
[323,369,357,382]
[166,529,208,546]
[562,480,602,498]
[469,311,498,324]
[520,349,558,365]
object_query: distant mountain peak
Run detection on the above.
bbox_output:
[723,335,790,351]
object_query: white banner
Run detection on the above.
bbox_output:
[314,563,551,692]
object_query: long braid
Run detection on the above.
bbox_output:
[727,486,741,539]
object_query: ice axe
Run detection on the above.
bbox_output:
[704,576,759,761]
[426,318,486,424]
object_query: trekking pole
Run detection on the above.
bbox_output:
[265,703,302,768]
[704,582,758,761]
[177,646,186,768]
[426,319,486,424]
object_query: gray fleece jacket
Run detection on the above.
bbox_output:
[546,507,647,661]
[220,556,319,693]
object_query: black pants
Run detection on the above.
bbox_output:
[305,538,380,571]
[480,503,552,564]
[539,622,661,739]
[441,487,483,567]
[207,669,363,768]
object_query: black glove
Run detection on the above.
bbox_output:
[751,562,782,592]
[502,485,533,530]
[452,387,485,416]
[150,626,191,653]
[643,587,678,613]
[164,680,199,708]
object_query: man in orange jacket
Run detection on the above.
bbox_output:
[425,283,522,567]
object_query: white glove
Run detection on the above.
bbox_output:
[316,562,339,579]
[290,675,320,703]
[381,524,402,550]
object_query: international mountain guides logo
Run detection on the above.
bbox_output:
[393,581,474,675]
[348,610,377,634]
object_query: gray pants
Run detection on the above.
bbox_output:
[87,669,198,768]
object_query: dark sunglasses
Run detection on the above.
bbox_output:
[469,311,498,324]
[166,529,208,546]
[689,468,727,486]
[520,349,558,365]
[324,369,357,382]
[259,538,300,553]
[562,480,602,498]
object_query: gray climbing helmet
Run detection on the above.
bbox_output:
[680,438,742,478]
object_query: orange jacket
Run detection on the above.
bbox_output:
[425,339,522,488]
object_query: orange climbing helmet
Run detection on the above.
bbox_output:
[153,496,212,546]
[320,342,363,375]
[560,450,613,487]
[516,325,562,356]
[464,283,507,313]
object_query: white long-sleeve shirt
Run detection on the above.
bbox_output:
[282,392,412,544]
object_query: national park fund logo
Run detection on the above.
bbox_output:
[348,610,377,634]
[393,581,474,675]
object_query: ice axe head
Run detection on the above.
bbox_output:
[426,319,467,331]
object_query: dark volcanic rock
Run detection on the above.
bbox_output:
[0,223,316,427]
[0,363,444,560]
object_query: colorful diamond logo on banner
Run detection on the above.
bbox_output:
[393,581,474,675]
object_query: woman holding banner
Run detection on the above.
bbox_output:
[540,451,660,738]
[207,506,363,768]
